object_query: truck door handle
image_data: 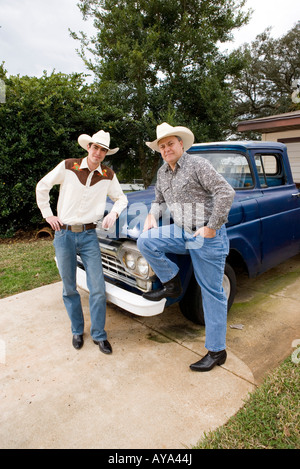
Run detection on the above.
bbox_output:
[292,193,300,198]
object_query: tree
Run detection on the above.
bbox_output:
[231,21,300,129]
[71,0,250,186]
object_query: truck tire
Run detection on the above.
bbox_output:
[179,263,236,325]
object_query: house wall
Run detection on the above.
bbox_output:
[262,130,300,184]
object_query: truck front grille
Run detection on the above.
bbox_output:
[100,251,138,288]
[77,253,137,289]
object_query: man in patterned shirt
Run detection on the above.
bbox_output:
[36,130,128,354]
[137,123,235,371]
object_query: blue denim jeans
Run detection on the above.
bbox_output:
[137,224,229,352]
[53,229,107,341]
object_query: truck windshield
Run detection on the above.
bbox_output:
[153,151,254,189]
[190,151,254,189]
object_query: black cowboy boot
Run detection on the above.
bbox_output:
[190,350,227,372]
[143,273,182,301]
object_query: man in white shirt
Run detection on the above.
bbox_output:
[36,130,128,354]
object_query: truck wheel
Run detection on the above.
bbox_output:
[179,263,236,325]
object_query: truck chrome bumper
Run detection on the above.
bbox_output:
[76,266,166,317]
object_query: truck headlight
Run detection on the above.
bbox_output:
[124,252,136,270]
[120,241,154,281]
[137,256,149,277]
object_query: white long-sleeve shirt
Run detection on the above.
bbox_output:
[36,157,128,225]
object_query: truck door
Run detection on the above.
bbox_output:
[254,151,300,272]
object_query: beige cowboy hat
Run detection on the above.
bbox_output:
[78,130,119,155]
[146,122,194,152]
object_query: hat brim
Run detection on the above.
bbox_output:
[78,134,119,155]
[146,128,194,153]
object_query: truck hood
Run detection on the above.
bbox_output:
[118,186,156,239]
[100,185,244,240]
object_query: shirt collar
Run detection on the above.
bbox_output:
[164,152,188,172]
[80,157,103,175]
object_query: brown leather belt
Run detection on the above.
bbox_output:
[61,223,97,232]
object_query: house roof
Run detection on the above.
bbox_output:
[237,111,300,133]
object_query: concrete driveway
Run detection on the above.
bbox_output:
[1,254,299,449]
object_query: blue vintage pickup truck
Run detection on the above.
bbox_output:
[76,141,300,324]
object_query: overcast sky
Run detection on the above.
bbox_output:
[1,0,299,81]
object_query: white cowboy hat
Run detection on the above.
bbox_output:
[146,122,194,152]
[78,130,119,155]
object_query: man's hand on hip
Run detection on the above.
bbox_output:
[193,226,216,238]
[46,216,64,231]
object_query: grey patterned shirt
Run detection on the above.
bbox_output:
[150,152,235,231]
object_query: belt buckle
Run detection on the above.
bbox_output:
[71,225,83,233]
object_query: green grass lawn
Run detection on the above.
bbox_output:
[0,238,60,298]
